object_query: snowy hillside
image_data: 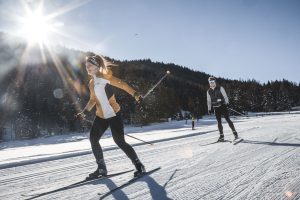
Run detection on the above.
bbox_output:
[0,113,299,200]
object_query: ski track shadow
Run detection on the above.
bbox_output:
[23,177,112,200]
[98,179,130,200]
[241,139,300,147]
[144,175,172,200]
[99,174,172,200]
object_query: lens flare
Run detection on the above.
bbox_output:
[285,191,293,198]
[53,88,64,99]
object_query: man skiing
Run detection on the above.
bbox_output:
[77,54,146,179]
[206,77,238,142]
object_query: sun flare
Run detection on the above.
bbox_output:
[20,9,53,44]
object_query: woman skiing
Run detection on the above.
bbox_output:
[77,54,146,179]
[206,77,238,142]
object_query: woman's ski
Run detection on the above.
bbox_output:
[21,169,133,199]
[98,167,161,199]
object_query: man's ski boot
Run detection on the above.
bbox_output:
[233,131,239,140]
[217,134,225,142]
[86,159,107,180]
[133,158,146,177]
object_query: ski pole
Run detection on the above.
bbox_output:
[142,70,170,99]
[229,108,248,117]
[82,118,93,124]
[125,134,154,145]
[77,115,153,145]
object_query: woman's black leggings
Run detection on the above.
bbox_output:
[214,105,236,135]
[89,113,138,164]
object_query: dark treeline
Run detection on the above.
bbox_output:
[0,33,300,140]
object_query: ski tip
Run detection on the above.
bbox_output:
[148,167,161,173]
[232,138,244,144]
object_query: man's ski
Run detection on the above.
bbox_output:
[98,167,161,199]
[231,138,244,145]
[21,169,133,199]
[199,139,231,146]
[199,138,244,146]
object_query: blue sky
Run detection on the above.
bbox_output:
[0,0,299,83]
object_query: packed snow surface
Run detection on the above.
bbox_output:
[0,113,299,200]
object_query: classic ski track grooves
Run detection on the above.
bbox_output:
[1,115,299,200]
[0,126,254,185]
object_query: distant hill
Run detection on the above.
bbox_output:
[1,32,299,140]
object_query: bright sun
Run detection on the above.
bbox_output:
[13,0,91,47]
[20,9,53,44]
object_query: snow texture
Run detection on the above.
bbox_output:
[0,112,299,200]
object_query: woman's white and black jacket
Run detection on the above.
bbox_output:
[84,69,136,119]
[207,86,229,111]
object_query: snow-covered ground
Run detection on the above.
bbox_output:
[0,113,299,200]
